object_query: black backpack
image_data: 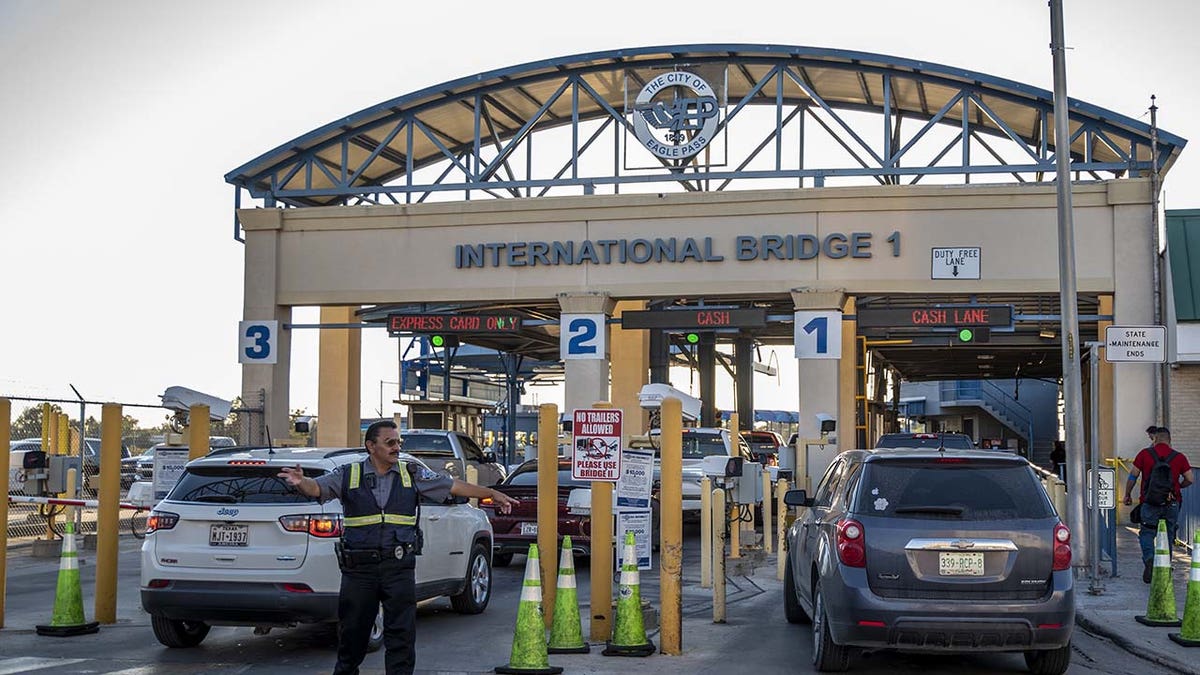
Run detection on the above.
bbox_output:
[1144,448,1179,506]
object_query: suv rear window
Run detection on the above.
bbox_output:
[855,459,1053,520]
[680,432,727,459]
[167,466,324,504]
[400,434,454,456]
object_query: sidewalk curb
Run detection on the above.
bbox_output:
[1076,612,1200,675]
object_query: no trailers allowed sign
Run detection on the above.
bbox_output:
[572,408,622,481]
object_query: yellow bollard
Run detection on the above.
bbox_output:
[589,402,613,642]
[188,405,210,461]
[699,476,712,588]
[659,396,683,656]
[712,487,726,623]
[95,404,122,624]
[776,478,789,581]
[762,470,773,554]
[537,403,559,629]
[0,398,10,629]
[729,502,741,558]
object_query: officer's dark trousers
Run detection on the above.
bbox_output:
[333,554,417,675]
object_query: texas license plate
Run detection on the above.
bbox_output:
[210,523,248,547]
[938,551,984,576]
[520,522,538,536]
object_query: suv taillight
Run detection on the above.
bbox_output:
[836,518,866,568]
[1052,522,1071,570]
[145,511,179,534]
[279,515,344,538]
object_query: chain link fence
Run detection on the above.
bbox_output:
[5,393,264,548]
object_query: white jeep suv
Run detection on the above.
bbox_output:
[140,447,494,649]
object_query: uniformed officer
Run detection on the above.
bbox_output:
[278,420,517,675]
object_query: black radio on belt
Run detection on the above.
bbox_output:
[335,541,415,570]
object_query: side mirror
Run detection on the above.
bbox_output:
[783,489,813,508]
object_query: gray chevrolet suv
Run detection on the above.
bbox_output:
[782,448,1073,674]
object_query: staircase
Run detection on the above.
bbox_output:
[939,380,1035,448]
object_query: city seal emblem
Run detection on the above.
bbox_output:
[632,71,720,160]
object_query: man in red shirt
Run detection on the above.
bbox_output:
[1123,427,1194,582]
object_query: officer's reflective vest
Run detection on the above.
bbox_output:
[340,460,418,549]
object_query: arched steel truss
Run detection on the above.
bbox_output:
[226,44,1185,236]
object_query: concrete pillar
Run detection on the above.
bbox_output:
[317,306,362,447]
[790,290,846,452]
[611,301,649,433]
[1097,295,1114,462]
[839,297,858,451]
[240,209,291,443]
[557,293,615,414]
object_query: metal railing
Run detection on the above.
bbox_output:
[939,380,1034,446]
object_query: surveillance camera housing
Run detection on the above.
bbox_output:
[700,454,743,478]
[294,415,314,434]
[637,383,702,422]
[815,413,837,434]
[160,386,233,421]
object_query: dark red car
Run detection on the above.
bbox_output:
[480,459,591,567]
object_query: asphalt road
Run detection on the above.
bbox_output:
[0,526,1176,674]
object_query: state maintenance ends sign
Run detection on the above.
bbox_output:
[1105,325,1165,363]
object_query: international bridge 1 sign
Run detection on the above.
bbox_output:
[572,408,622,481]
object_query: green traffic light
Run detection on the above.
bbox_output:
[686,333,700,344]
[431,335,446,347]
[958,328,974,342]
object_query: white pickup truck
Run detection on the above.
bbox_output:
[400,429,507,487]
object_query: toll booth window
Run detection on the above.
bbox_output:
[400,435,454,456]
[167,466,325,504]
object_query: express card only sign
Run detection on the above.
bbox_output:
[572,408,622,482]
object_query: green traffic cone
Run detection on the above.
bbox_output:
[495,544,563,675]
[1170,530,1200,646]
[602,531,655,657]
[36,521,99,637]
[1136,519,1182,627]
[547,536,589,653]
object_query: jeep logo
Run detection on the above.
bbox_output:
[216,507,240,518]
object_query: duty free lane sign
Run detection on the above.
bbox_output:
[931,247,981,280]
[572,408,622,482]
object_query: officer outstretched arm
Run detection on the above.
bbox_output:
[450,479,519,514]
[278,465,321,498]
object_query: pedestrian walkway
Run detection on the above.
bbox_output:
[1075,522,1199,674]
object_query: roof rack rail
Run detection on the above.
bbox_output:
[324,448,365,459]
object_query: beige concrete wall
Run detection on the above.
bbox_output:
[241,181,1137,306]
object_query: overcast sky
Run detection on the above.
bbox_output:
[1,0,1197,425]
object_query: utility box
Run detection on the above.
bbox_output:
[733,461,763,504]
[47,455,81,494]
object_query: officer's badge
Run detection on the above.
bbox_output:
[418,468,440,481]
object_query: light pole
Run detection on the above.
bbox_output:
[1050,0,1088,569]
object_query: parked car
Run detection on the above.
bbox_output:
[9,437,135,493]
[782,448,1073,673]
[741,430,784,466]
[140,447,494,649]
[874,432,975,450]
[481,458,592,567]
[401,429,506,487]
[129,437,238,483]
